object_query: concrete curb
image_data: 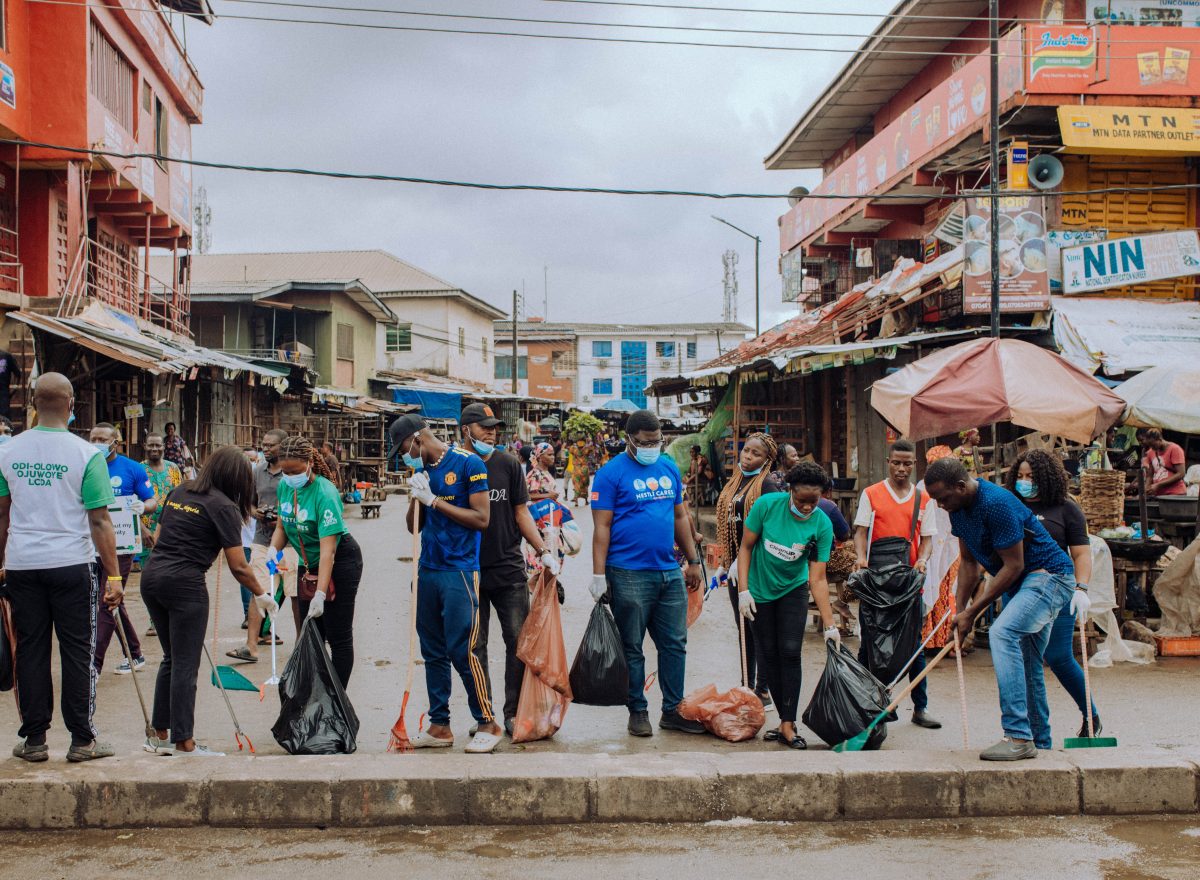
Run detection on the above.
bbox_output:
[0,747,1196,829]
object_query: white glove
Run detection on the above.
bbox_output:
[306,590,326,619]
[738,589,756,621]
[824,625,841,646]
[409,472,435,507]
[254,592,279,619]
[728,557,739,587]
[1069,588,1091,618]
[590,574,608,603]
[129,499,146,516]
[541,551,560,577]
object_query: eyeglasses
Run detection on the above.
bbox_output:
[627,437,663,449]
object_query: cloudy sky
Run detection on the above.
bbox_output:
[184,0,892,330]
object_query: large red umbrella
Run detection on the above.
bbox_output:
[870,337,1126,443]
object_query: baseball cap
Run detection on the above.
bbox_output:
[460,402,505,428]
[386,413,427,460]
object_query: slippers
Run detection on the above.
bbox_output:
[465,730,502,754]
[763,729,782,742]
[258,636,284,646]
[224,647,257,663]
[411,730,454,749]
[764,728,807,749]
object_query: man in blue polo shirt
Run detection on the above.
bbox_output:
[389,414,501,754]
[591,409,705,738]
[924,456,1080,762]
[89,422,157,675]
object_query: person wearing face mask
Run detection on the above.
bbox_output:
[737,462,838,749]
[388,414,500,753]
[1004,449,1100,743]
[852,438,941,730]
[459,404,557,738]
[591,409,705,738]
[88,423,157,676]
[269,435,362,689]
[0,416,13,443]
[714,431,780,707]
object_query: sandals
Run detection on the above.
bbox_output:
[258,635,284,646]
[411,730,454,749]
[465,729,502,754]
[224,647,257,663]
[764,728,808,749]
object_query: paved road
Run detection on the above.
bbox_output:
[2,489,1198,757]
[1,817,1197,879]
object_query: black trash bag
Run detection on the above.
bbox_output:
[0,593,13,693]
[568,602,629,706]
[849,562,925,686]
[802,640,890,750]
[272,619,360,754]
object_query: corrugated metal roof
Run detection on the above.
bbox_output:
[492,320,753,335]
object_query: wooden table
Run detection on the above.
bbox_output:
[1109,556,1160,622]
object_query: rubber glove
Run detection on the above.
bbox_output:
[129,498,146,516]
[254,592,279,618]
[824,625,841,647]
[306,591,326,619]
[727,557,739,587]
[541,551,560,577]
[1069,588,1091,618]
[409,472,435,507]
[738,589,756,621]
[590,574,608,603]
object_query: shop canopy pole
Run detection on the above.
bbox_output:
[988,0,1000,339]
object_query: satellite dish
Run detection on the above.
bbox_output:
[1028,154,1064,190]
[787,186,810,206]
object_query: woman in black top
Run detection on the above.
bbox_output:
[1005,449,1101,742]
[141,446,278,756]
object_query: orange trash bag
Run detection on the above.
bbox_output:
[512,569,572,743]
[678,684,765,742]
[686,583,704,628]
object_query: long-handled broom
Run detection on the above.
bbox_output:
[387,503,421,752]
[1063,612,1117,749]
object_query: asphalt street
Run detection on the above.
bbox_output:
[2,486,1198,758]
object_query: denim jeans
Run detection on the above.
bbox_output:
[1037,602,1099,746]
[990,571,1074,743]
[607,566,688,714]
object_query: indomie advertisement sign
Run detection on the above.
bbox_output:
[1061,230,1200,294]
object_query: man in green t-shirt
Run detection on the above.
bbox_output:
[0,373,123,762]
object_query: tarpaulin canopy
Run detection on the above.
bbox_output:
[1052,296,1200,376]
[390,387,462,420]
[1116,366,1200,434]
[870,337,1126,443]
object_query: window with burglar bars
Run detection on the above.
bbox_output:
[89,20,135,134]
[336,323,354,360]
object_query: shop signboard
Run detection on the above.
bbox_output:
[962,194,1052,313]
[1088,1,1200,27]
[1027,26,1098,91]
[1058,104,1200,153]
[1060,229,1200,294]
[108,496,143,556]
[1027,24,1200,94]
[1046,229,1107,291]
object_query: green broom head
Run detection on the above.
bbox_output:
[212,665,260,692]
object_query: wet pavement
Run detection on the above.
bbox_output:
[1,816,1197,879]
[2,490,1198,758]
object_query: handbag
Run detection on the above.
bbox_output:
[294,490,335,603]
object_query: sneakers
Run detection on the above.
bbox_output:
[12,739,49,763]
[144,736,175,756]
[172,744,224,757]
[627,710,653,737]
[114,656,146,675]
[659,709,706,735]
[912,709,942,730]
[1077,714,1103,738]
[66,741,116,763]
[979,737,1037,761]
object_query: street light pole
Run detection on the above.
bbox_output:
[713,215,761,336]
[988,0,1000,338]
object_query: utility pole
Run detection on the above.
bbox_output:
[511,289,518,395]
[988,0,1000,338]
[543,264,549,320]
[713,216,761,336]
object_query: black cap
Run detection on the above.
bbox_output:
[461,402,505,428]
[386,413,427,460]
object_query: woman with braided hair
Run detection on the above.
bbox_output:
[269,434,364,688]
[714,431,782,706]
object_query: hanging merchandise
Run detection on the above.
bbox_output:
[802,640,890,751]
[272,619,360,754]
[848,562,925,685]
[568,602,628,707]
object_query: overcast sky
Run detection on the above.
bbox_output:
[185,0,892,331]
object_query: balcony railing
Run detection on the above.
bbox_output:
[0,223,22,295]
[222,347,316,369]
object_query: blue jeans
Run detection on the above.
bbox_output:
[607,566,688,714]
[416,567,494,727]
[991,571,1074,743]
[1040,603,1099,739]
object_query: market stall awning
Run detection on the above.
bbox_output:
[1052,297,1200,377]
[390,386,461,420]
[9,311,170,374]
[1116,367,1200,434]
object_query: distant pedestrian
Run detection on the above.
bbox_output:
[0,416,13,443]
[321,441,342,492]
[954,428,982,477]
[591,409,706,738]
[770,443,801,487]
[526,442,559,502]
[140,446,277,756]
[162,422,190,469]
[0,373,122,762]
[0,347,20,420]
[1142,428,1186,497]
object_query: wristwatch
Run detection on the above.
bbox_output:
[1075,582,1089,591]
[687,557,701,566]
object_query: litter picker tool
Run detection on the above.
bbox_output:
[111,606,154,741]
[202,642,254,753]
[884,606,954,692]
[1064,613,1117,750]
[210,561,259,693]
[259,553,285,700]
[387,502,421,753]
[953,627,970,750]
[834,641,955,752]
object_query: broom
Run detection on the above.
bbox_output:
[387,502,421,752]
[1063,612,1117,749]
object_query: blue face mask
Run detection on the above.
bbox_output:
[632,444,661,466]
[281,471,310,490]
[0,435,11,445]
[93,441,112,457]
[470,435,495,457]
[1015,479,1037,499]
[790,502,816,519]
[402,438,423,471]
[68,411,76,426]
[740,465,763,477]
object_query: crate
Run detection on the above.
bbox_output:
[1154,635,1200,657]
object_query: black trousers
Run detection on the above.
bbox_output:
[750,585,810,724]
[141,577,208,743]
[7,564,99,745]
[472,567,530,722]
[728,582,766,692]
[297,533,363,689]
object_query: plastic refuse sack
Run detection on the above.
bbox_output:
[686,581,704,628]
[802,640,890,750]
[0,593,13,693]
[848,563,924,685]
[513,569,572,742]
[272,619,360,754]
[568,602,628,706]
[678,683,765,742]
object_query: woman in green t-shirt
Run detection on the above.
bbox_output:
[736,462,839,749]
[269,435,363,688]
